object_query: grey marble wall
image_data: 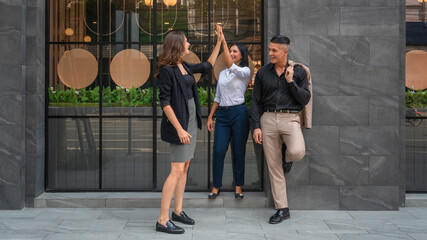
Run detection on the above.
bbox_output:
[0,0,405,210]
[0,0,45,209]
[264,0,405,210]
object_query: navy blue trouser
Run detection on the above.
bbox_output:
[212,104,250,188]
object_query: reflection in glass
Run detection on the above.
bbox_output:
[47,118,99,190]
[102,118,153,189]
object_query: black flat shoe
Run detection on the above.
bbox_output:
[155,220,185,234]
[282,144,293,174]
[235,192,244,199]
[208,188,220,199]
[283,161,293,174]
[172,211,195,225]
[269,208,290,224]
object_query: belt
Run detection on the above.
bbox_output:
[219,102,245,109]
[265,109,300,113]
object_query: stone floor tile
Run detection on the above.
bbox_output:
[408,233,427,240]
[297,230,368,234]
[260,219,331,232]
[225,218,263,233]
[0,231,48,240]
[39,192,110,199]
[365,230,417,239]
[336,233,413,240]
[347,211,417,220]
[400,208,427,219]
[389,219,427,233]
[45,199,106,208]
[291,210,354,220]
[118,232,192,240]
[252,208,277,221]
[0,207,426,240]
[34,208,103,220]
[0,219,62,230]
[226,232,266,239]
[101,208,159,221]
[265,232,339,240]
[325,219,400,232]
[193,223,227,231]
[122,225,156,234]
[55,219,128,232]
[225,208,260,220]
[44,233,120,240]
[0,209,41,219]
[190,229,227,240]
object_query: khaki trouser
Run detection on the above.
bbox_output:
[260,112,305,209]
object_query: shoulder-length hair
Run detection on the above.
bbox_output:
[155,31,186,78]
[231,44,249,68]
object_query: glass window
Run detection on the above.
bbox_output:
[47,0,262,191]
[405,0,427,192]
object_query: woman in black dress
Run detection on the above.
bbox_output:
[155,28,223,234]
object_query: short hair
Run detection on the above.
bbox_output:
[270,35,290,51]
[270,35,290,45]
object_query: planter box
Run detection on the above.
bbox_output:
[48,105,215,117]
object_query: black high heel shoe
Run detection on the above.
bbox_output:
[235,192,244,199]
[208,188,220,199]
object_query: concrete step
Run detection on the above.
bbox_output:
[34,192,268,208]
[406,193,427,207]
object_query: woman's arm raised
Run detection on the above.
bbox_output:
[207,25,223,66]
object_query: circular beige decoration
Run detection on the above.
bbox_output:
[406,50,427,90]
[182,50,202,82]
[110,49,151,89]
[57,48,98,89]
[213,53,254,82]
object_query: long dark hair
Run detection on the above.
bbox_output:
[155,31,186,78]
[231,44,249,68]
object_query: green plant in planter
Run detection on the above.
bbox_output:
[102,86,113,105]
[48,86,252,107]
[406,90,427,108]
[245,87,253,106]
[197,87,217,107]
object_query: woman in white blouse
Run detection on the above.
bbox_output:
[207,29,250,199]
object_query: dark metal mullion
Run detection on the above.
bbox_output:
[260,0,265,191]
[98,0,103,190]
[152,1,158,191]
[207,0,212,191]
[44,0,50,191]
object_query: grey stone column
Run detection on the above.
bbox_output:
[0,0,45,209]
[0,0,26,209]
[264,0,405,210]
[24,0,45,208]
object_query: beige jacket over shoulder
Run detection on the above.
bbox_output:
[288,60,312,129]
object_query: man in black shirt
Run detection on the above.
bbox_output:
[251,35,311,224]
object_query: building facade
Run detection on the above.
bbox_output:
[0,0,406,210]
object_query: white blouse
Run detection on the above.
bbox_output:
[214,63,250,107]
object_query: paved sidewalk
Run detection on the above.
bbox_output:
[0,207,427,240]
